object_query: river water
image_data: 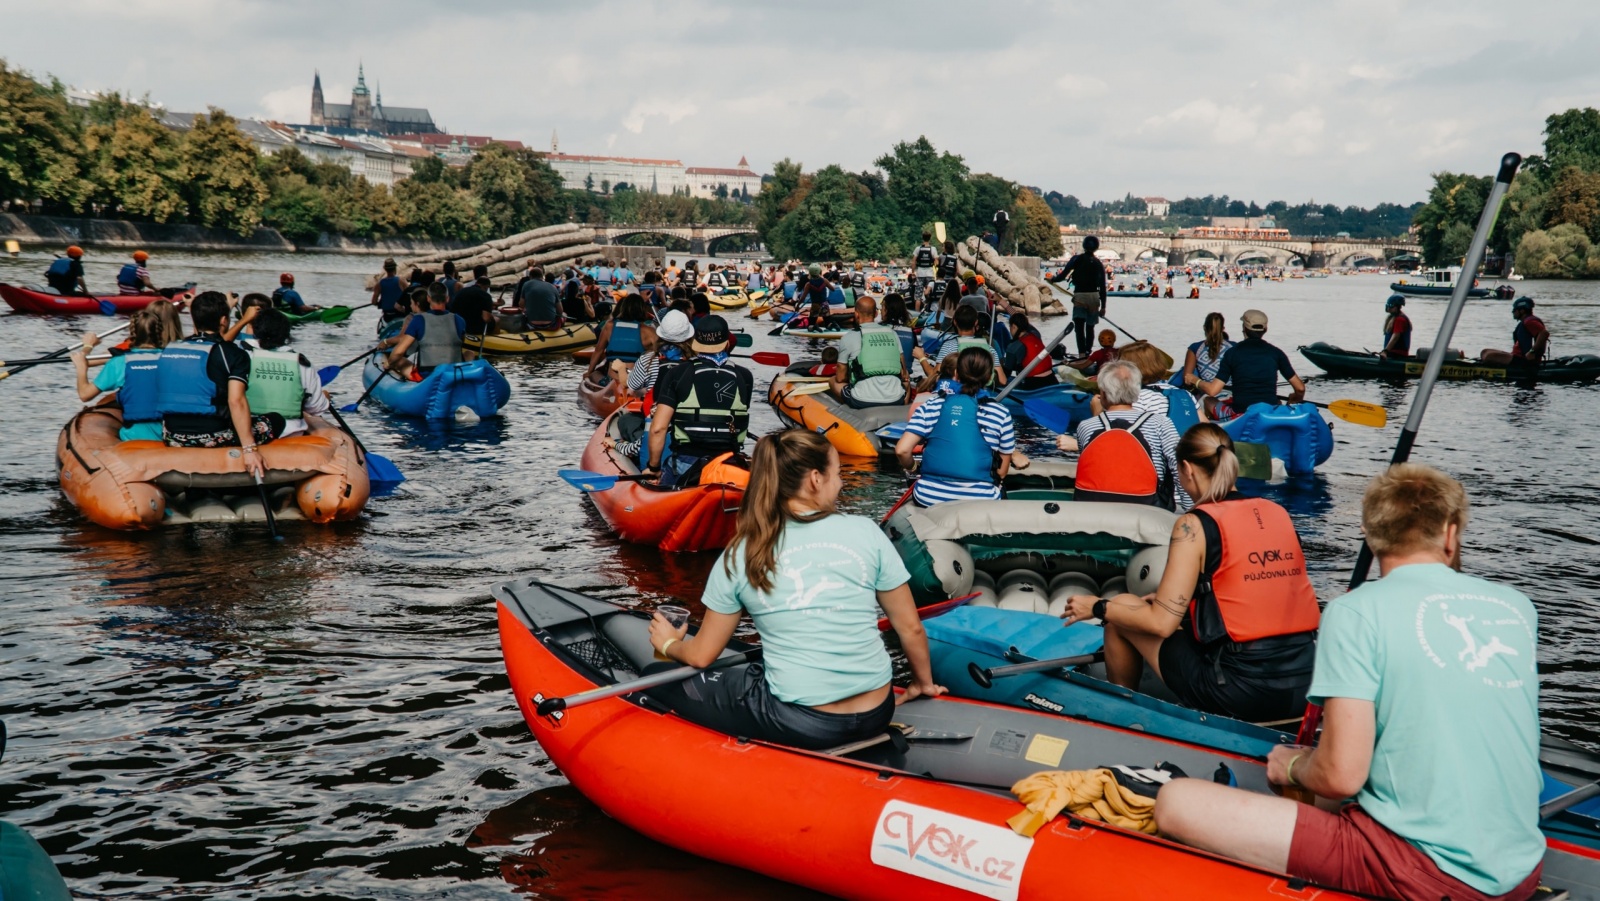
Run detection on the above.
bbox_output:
[1,250,1597,899]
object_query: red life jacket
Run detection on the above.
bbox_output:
[1017,329,1047,366]
[1074,412,1163,507]
[1189,498,1321,646]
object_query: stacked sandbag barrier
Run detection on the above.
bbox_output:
[387,224,607,288]
[955,236,1065,317]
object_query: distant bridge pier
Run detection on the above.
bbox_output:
[1305,240,1328,269]
[1166,237,1186,266]
[689,226,707,255]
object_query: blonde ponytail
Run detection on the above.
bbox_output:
[1177,423,1238,504]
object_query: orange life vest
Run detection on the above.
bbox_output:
[1189,498,1321,645]
[1074,412,1165,508]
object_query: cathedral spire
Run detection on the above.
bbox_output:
[353,61,369,96]
[551,129,559,153]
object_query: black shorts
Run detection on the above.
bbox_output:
[645,661,894,751]
[1157,628,1311,723]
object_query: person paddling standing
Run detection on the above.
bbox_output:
[1047,236,1108,356]
[645,430,945,750]
[371,259,404,323]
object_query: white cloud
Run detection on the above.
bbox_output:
[620,99,699,135]
[257,87,304,123]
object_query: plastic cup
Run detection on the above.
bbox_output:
[654,605,691,661]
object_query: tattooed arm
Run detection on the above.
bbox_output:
[1067,513,1206,638]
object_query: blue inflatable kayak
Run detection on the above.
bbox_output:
[925,604,1600,867]
[360,357,511,420]
[1219,402,1333,476]
[1000,384,1094,432]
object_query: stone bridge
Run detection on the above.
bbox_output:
[590,222,759,255]
[1085,234,1421,268]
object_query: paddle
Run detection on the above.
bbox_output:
[1042,282,1174,369]
[994,318,1075,403]
[0,353,113,367]
[558,468,655,492]
[968,651,1105,689]
[0,321,132,381]
[534,647,763,717]
[340,359,402,412]
[1284,397,1387,428]
[746,352,790,367]
[253,473,285,542]
[1541,780,1600,821]
[95,298,119,315]
[783,382,832,397]
[1298,152,1522,749]
[324,404,405,494]
[317,305,354,324]
[317,347,380,386]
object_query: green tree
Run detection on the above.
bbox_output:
[583,173,594,192]
[395,179,485,240]
[466,143,562,236]
[965,173,1018,242]
[1012,188,1063,258]
[82,102,186,222]
[773,165,866,260]
[409,154,447,185]
[1545,166,1600,240]
[875,136,973,235]
[324,177,402,238]
[1541,108,1600,175]
[756,158,804,245]
[177,108,269,235]
[260,172,326,242]
[1515,223,1597,277]
[0,61,90,210]
[1412,172,1492,265]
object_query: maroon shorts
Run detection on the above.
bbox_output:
[1287,804,1541,901]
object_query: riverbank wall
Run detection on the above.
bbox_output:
[0,214,473,257]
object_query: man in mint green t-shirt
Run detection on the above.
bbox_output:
[1153,464,1543,901]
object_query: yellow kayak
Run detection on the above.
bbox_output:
[706,291,751,312]
[470,322,599,355]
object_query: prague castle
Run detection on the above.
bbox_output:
[309,65,440,136]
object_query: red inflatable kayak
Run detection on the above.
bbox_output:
[578,402,746,552]
[577,372,627,418]
[496,580,1368,901]
[1,283,163,315]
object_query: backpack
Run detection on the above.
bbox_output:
[1075,412,1172,509]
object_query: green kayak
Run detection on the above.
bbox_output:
[1300,341,1600,383]
[285,305,354,325]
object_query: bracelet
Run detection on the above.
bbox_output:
[241,445,258,453]
[659,637,678,657]
[1286,752,1306,787]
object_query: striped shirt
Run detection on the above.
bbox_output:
[905,394,1016,505]
[119,265,151,295]
[932,334,1002,368]
[1074,408,1193,511]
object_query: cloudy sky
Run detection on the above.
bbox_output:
[6,0,1597,207]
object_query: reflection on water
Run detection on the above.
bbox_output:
[3,252,1600,897]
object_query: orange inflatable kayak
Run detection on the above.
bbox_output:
[577,402,746,552]
[57,404,369,530]
[767,370,908,458]
[496,580,1370,901]
[577,371,627,418]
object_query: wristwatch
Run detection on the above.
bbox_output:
[1092,598,1109,620]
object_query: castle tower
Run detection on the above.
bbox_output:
[310,70,324,126]
[373,81,385,133]
[351,62,372,132]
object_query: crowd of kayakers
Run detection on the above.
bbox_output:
[12,232,1563,901]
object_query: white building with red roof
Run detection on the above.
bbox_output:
[686,157,760,199]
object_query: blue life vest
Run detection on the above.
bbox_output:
[606,319,646,362]
[156,339,222,416]
[376,275,403,311]
[118,348,164,424]
[920,394,996,483]
[117,264,143,290]
[1149,383,1199,435]
[47,258,73,277]
[782,282,797,300]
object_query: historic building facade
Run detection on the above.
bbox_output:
[309,65,440,137]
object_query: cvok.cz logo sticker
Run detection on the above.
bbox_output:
[871,800,1033,901]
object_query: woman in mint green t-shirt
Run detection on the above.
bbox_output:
[647,429,945,750]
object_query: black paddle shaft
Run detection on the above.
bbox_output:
[1348,152,1520,590]
[969,652,1102,689]
[535,648,762,717]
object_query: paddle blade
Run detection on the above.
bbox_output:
[748,352,790,367]
[558,468,620,492]
[317,365,342,385]
[98,299,117,315]
[785,382,832,396]
[365,453,406,495]
[934,221,947,243]
[1021,398,1073,435]
[1327,399,1387,428]
[1234,440,1274,481]
[734,332,754,348]
[876,421,909,441]
[338,400,362,413]
[320,306,355,323]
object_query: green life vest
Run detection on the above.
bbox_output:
[245,347,304,419]
[851,324,904,382]
[955,336,999,387]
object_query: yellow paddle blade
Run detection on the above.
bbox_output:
[934,221,947,243]
[784,382,834,396]
[1326,399,1387,428]
[784,375,834,383]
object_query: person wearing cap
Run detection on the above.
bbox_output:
[1048,236,1109,356]
[645,315,753,488]
[117,251,156,295]
[1479,297,1548,368]
[1200,309,1304,421]
[606,309,697,465]
[1377,295,1412,361]
[830,294,912,408]
[270,274,320,315]
[45,246,88,296]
